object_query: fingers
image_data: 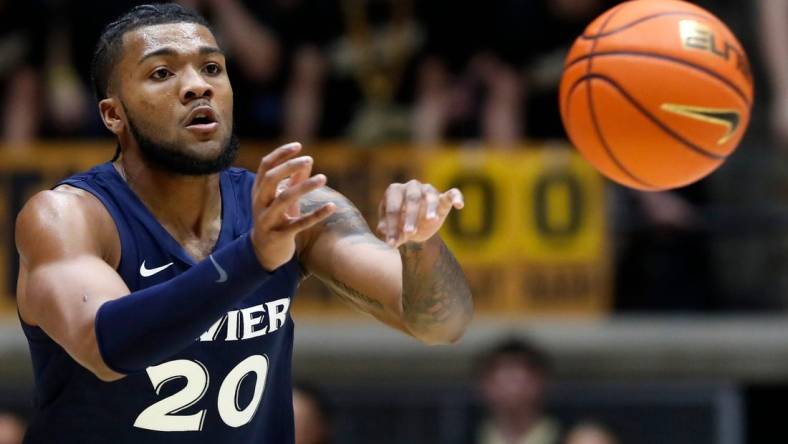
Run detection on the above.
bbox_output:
[260,142,302,173]
[281,202,336,234]
[254,156,313,209]
[279,149,313,218]
[402,181,424,235]
[424,185,439,220]
[379,181,436,245]
[437,188,464,217]
[259,174,328,229]
[384,184,404,244]
[253,142,302,204]
[376,182,464,246]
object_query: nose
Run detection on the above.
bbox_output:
[179,65,213,103]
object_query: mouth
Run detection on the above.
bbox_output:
[184,106,219,134]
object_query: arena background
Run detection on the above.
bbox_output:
[0,0,786,443]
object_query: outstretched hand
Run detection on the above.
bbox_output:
[250,142,336,271]
[773,93,788,150]
[376,180,464,247]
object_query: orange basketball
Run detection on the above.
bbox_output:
[559,0,754,190]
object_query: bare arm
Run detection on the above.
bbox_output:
[758,0,788,93]
[16,188,127,381]
[299,185,473,344]
[17,144,333,381]
[758,0,788,146]
[2,67,40,145]
[398,236,472,343]
[202,0,280,80]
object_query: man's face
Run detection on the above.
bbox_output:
[0,414,24,444]
[293,390,328,444]
[479,356,546,412]
[112,22,236,174]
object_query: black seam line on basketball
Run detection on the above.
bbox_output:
[564,51,751,107]
[568,74,658,189]
[579,10,716,40]
[584,3,657,189]
[584,4,626,121]
[577,73,728,161]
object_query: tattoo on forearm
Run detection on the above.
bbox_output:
[300,187,473,336]
[324,277,384,312]
[301,187,389,250]
[301,188,368,237]
[301,187,390,312]
[400,239,473,335]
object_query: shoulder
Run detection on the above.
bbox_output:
[16,185,119,266]
[17,185,110,230]
[16,186,97,240]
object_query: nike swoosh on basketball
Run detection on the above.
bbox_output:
[661,103,741,145]
[139,261,174,277]
[209,254,228,283]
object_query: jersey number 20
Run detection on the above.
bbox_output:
[134,354,269,431]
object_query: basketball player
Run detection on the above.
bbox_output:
[14,4,473,443]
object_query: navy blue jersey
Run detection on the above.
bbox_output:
[20,162,300,444]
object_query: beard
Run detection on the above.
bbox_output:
[125,106,239,176]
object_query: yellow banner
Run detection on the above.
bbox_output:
[0,142,610,318]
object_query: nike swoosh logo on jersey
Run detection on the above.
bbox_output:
[139,261,174,277]
[209,254,228,283]
[661,103,741,145]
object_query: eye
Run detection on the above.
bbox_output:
[150,67,172,81]
[204,63,223,75]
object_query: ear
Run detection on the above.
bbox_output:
[98,97,125,136]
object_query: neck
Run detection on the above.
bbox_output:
[116,148,222,242]
[491,406,541,443]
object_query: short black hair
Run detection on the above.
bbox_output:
[90,3,211,101]
[475,337,552,378]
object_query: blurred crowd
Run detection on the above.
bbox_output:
[6,0,787,314]
[1,0,622,147]
[0,337,623,444]
[0,2,787,307]
[1,0,785,149]
[1,2,786,442]
[290,338,622,444]
[3,2,787,312]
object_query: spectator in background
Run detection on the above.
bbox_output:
[563,422,619,444]
[176,0,281,138]
[0,411,24,444]
[475,338,560,444]
[413,0,612,147]
[293,385,333,444]
[333,0,423,146]
[518,0,611,140]
[614,183,717,312]
[757,0,788,150]
[179,0,342,142]
[4,0,192,142]
[0,1,46,146]
[178,0,279,82]
[43,12,93,137]
[413,1,523,146]
[39,1,145,139]
[39,0,272,140]
[269,0,341,143]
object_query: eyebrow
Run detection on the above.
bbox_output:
[138,46,225,64]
